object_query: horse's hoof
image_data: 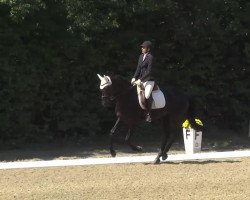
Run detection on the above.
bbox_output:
[132,145,143,152]
[153,158,160,164]
[110,150,116,157]
[162,154,168,161]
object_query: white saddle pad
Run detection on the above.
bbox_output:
[151,89,166,109]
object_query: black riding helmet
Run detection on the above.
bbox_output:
[141,41,152,48]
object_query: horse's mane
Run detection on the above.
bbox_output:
[109,74,131,90]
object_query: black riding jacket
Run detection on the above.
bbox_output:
[133,53,154,82]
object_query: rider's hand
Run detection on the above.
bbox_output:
[134,79,141,85]
[131,78,136,85]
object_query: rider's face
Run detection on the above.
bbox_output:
[141,47,149,54]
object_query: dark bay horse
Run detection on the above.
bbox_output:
[97,74,202,164]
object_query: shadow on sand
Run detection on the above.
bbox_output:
[0,132,249,163]
[143,159,242,166]
[0,135,162,162]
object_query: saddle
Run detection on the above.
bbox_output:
[137,83,166,110]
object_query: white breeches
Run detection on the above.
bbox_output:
[143,81,155,99]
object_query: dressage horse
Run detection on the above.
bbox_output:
[97,74,202,164]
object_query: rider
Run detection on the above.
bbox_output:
[131,41,154,122]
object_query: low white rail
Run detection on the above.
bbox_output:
[1,150,250,170]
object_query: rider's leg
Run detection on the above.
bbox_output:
[144,81,155,99]
[144,81,155,122]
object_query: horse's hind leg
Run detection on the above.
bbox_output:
[154,116,170,164]
[125,128,143,152]
[161,124,180,160]
[161,119,171,161]
[161,133,178,160]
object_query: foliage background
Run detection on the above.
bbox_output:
[0,0,249,147]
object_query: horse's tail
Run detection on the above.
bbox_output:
[186,96,203,131]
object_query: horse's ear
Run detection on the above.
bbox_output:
[97,74,104,81]
[104,75,109,80]
[104,75,112,83]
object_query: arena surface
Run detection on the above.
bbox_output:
[1,152,249,200]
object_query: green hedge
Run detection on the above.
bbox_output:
[0,0,249,147]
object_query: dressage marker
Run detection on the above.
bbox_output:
[0,150,250,170]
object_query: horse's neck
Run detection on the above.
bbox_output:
[116,86,136,100]
[115,87,138,112]
[113,78,131,93]
[112,77,139,111]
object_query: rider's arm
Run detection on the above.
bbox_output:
[133,55,142,79]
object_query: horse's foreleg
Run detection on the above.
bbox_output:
[125,128,143,152]
[110,118,120,134]
[109,118,121,157]
[109,138,116,157]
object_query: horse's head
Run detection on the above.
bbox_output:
[97,74,131,107]
[97,74,116,107]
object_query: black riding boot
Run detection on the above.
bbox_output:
[145,95,153,122]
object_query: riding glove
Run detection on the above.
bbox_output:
[134,79,142,85]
